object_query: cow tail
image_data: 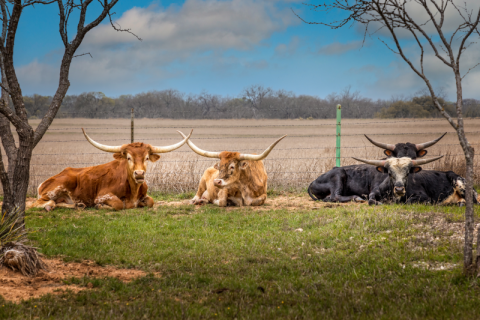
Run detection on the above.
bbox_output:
[308,182,319,201]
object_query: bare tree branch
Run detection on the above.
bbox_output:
[73,52,93,58]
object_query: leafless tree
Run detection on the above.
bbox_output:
[242,85,273,119]
[0,1,139,223]
[298,0,480,275]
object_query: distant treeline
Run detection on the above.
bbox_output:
[23,85,480,119]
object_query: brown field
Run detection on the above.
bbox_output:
[13,117,480,195]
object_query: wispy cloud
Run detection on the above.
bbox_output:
[318,40,364,55]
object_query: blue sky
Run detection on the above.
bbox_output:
[13,0,480,100]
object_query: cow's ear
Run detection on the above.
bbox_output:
[240,161,249,170]
[411,166,422,174]
[384,150,393,157]
[376,166,386,173]
[149,154,161,162]
[113,152,124,160]
[417,150,428,157]
[213,163,219,170]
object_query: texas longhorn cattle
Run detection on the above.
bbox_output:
[178,131,286,207]
[307,134,447,205]
[353,157,479,205]
[28,129,192,211]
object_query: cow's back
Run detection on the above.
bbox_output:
[407,170,454,203]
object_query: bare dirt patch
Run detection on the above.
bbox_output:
[155,194,365,211]
[0,258,153,303]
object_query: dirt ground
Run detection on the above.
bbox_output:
[0,258,153,303]
[155,194,366,211]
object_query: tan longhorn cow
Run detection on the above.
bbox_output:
[178,131,286,207]
[28,129,192,211]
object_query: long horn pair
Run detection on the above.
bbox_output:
[352,155,444,166]
[177,131,287,161]
[82,128,193,153]
[364,133,447,151]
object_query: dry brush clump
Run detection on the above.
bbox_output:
[3,118,478,195]
[0,208,48,277]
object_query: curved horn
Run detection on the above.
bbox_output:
[364,135,395,151]
[415,132,447,151]
[150,129,193,154]
[238,135,287,161]
[352,157,386,167]
[177,131,221,159]
[411,155,444,166]
[82,128,122,153]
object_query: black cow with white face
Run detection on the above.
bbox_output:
[354,156,479,205]
[307,134,446,205]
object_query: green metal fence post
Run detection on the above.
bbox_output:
[336,104,341,167]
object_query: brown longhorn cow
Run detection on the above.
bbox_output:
[178,131,286,207]
[28,129,192,211]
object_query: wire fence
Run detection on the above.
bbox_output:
[3,114,479,195]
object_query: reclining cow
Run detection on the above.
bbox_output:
[308,134,447,205]
[28,129,192,211]
[178,131,286,207]
[353,157,479,205]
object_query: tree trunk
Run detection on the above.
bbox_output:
[462,145,475,274]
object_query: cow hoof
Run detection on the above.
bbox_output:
[95,204,103,210]
[354,197,366,203]
[76,202,86,209]
[45,205,53,212]
[458,202,465,207]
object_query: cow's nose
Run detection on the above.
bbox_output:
[134,170,145,176]
[395,186,405,193]
[214,179,221,185]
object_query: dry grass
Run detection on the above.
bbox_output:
[3,117,478,195]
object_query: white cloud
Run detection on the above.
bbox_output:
[16,0,298,94]
[85,0,295,50]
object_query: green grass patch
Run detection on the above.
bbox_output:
[3,201,480,319]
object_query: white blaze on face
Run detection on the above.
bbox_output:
[384,157,414,197]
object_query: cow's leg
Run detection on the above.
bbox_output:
[328,174,363,203]
[405,193,431,204]
[138,195,154,208]
[95,194,124,211]
[368,191,383,205]
[213,189,228,207]
[192,177,208,204]
[29,185,76,211]
[29,199,57,211]
[227,196,243,206]
[243,194,267,206]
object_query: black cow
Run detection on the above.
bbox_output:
[307,134,446,205]
[353,157,479,206]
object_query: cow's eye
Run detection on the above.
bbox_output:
[230,166,234,170]
[146,157,149,161]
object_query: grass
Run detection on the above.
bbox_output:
[2,196,480,319]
